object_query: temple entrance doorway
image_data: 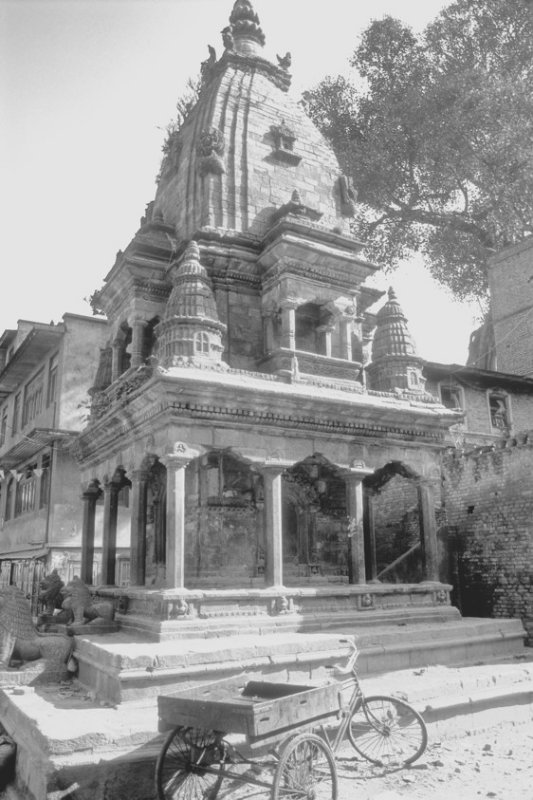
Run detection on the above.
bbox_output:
[184,450,265,588]
[282,455,349,585]
[363,462,424,583]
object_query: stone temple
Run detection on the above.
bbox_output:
[75,0,462,642]
[1,4,528,798]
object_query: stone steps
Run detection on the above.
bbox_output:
[72,616,527,706]
[2,647,533,800]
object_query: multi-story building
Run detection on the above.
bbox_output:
[0,314,108,604]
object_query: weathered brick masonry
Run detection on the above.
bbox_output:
[442,437,533,642]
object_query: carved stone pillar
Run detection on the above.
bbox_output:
[340,317,353,361]
[259,461,287,587]
[130,468,149,586]
[418,479,439,581]
[363,487,378,581]
[80,479,101,585]
[162,444,200,589]
[130,317,148,369]
[111,338,122,383]
[317,324,334,358]
[280,300,297,350]
[345,471,365,584]
[263,311,276,353]
[101,467,130,586]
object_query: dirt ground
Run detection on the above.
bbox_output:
[333,718,533,800]
[216,718,533,800]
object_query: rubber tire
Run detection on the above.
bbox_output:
[155,726,225,800]
[271,731,338,799]
[348,695,427,767]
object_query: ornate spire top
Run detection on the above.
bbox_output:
[175,240,204,278]
[367,287,426,393]
[229,0,266,50]
[373,287,418,360]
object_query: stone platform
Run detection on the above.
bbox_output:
[93,581,458,641]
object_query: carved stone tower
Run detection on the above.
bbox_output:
[367,287,426,393]
[156,241,226,367]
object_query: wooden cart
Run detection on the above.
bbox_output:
[155,674,343,800]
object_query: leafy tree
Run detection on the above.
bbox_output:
[302,0,533,300]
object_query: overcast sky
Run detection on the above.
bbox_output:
[0,0,481,364]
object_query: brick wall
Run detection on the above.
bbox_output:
[442,438,533,642]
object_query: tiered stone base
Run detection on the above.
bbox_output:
[92,581,458,640]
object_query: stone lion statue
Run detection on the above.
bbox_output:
[60,577,115,628]
[0,587,73,683]
[38,569,65,615]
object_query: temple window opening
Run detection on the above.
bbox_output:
[440,383,464,410]
[488,391,511,431]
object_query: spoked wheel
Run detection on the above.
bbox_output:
[272,732,338,800]
[155,726,226,800]
[348,695,428,767]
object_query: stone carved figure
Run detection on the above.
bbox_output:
[276,52,291,70]
[0,587,73,683]
[38,569,65,615]
[197,128,226,176]
[60,577,115,629]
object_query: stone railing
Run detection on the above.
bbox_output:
[260,348,362,383]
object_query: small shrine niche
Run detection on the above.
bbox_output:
[270,121,301,165]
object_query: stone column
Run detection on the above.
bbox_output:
[101,468,129,585]
[130,317,148,369]
[363,487,378,581]
[259,462,287,587]
[418,479,439,581]
[162,444,200,589]
[317,324,334,357]
[111,337,122,383]
[80,479,101,585]
[340,317,353,361]
[263,311,276,353]
[280,300,297,350]
[130,468,149,586]
[345,470,366,584]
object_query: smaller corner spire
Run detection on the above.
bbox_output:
[229,0,266,49]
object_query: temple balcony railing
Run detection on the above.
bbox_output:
[90,364,153,420]
[259,347,362,384]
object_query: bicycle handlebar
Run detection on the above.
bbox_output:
[333,636,359,674]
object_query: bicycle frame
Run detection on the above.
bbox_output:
[317,639,366,754]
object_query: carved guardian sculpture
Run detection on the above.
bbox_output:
[0,587,73,683]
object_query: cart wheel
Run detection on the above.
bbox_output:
[155,726,226,800]
[348,695,428,767]
[271,732,338,800]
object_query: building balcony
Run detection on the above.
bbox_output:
[259,347,362,384]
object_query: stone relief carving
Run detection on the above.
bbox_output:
[197,128,226,176]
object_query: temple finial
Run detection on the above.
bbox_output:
[229,0,266,48]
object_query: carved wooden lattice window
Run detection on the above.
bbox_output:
[15,465,37,516]
[39,454,51,509]
[22,369,44,427]
[0,406,7,447]
[47,353,58,406]
[12,392,21,434]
